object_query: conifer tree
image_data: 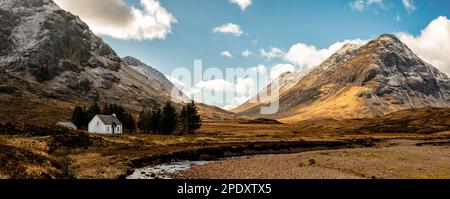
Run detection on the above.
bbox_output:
[187,101,202,134]
[72,106,86,129]
[138,110,149,134]
[122,113,135,133]
[150,108,162,134]
[179,101,202,135]
[86,102,100,122]
[160,102,177,134]
[102,104,110,115]
[179,106,188,135]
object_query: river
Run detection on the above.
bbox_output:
[126,156,249,179]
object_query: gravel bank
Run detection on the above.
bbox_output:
[175,140,450,179]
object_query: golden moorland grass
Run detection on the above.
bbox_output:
[1,107,450,179]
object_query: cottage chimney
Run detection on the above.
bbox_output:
[112,113,117,118]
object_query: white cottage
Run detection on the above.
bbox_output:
[88,114,123,134]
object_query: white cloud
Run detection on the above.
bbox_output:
[284,39,367,69]
[398,16,450,76]
[168,63,300,109]
[170,64,269,109]
[165,74,199,97]
[249,64,267,74]
[196,79,234,92]
[221,51,233,58]
[165,74,184,88]
[284,43,326,69]
[402,0,416,13]
[194,77,255,97]
[396,15,401,22]
[270,64,296,79]
[213,23,244,37]
[258,43,361,71]
[349,0,385,12]
[350,0,366,12]
[54,0,177,40]
[235,77,256,95]
[229,0,252,11]
[260,47,284,60]
[242,49,254,57]
[367,0,384,6]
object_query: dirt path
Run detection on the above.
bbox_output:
[175,139,450,179]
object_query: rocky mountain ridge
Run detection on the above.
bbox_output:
[236,34,450,121]
[122,56,189,103]
[0,0,174,111]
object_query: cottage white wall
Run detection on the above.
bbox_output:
[88,116,123,134]
[88,116,106,134]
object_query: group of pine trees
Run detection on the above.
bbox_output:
[138,101,202,135]
[71,101,202,135]
[179,101,202,135]
[71,102,135,133]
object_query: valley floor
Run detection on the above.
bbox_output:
[1,107,450,179]
[174,137,450,179]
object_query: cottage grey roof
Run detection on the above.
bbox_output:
[96,115,123,126]
[56,121,77,129]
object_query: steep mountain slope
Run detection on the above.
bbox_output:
[232,70,310,113]
[122,56,189,103]
[0,0,237,125]
[237,35,450,122]
[0,0,171,109]
[122,56,174,92]
[122,56,238,120]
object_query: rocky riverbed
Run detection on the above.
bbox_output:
[127,156,250,179]
[171,139,450,179]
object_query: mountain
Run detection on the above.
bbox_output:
[122,56,189,103]
[0,0,236,125]
[232,70,310,113]
[121,56,240,120]
[0,0,171,107]
[236,34,450,122]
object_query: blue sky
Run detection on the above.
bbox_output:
[103,0,449,74]
[55,0,450,109]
